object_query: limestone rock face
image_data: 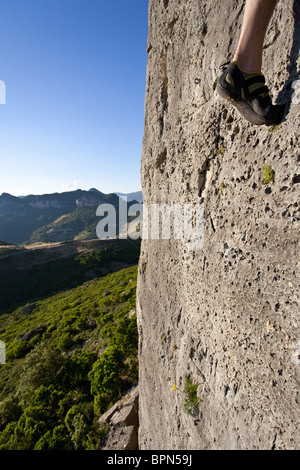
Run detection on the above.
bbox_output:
[137,0,300,450]
[98,386,139,450]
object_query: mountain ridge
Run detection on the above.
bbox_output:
[0,188,142,245]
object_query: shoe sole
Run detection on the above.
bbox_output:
[216,82,282,126]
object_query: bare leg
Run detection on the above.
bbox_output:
[217,0,285,125]
[233,0,278,73]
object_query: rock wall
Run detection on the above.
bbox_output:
[98,385,139,450]
[137,0,300,450]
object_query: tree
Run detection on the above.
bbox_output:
[89,345,124,415]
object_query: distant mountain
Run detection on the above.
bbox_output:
[0,188,141,245]
[114,191,143,203]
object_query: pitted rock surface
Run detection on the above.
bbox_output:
[137,0,300,450]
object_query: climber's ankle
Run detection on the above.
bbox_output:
[232,55,262,75]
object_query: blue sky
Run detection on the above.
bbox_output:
[0,0,148,196]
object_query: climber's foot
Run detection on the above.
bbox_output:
[216,62,285,126]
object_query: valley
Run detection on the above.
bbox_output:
[0,238,140,314]
[0,187,142,450]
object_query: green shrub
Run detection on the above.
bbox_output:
[262,165,275,184]
[182,374,201,416]
[0,265,138,450]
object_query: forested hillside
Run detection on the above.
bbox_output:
[0,265,138,450]
[0,238,140,314]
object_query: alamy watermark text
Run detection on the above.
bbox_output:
[96,198,204,251]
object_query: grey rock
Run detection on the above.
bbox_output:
[127,309,136,319]
[20,303,37,315]
[100,426,138,451]
[21,325,47,342]
[98,385,139,450]
[137,0,300,451]
[103,291,113,297]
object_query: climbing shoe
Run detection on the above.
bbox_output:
[216,62,285,126]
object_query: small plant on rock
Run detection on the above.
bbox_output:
[262,164,275,184]
[182,374,201,416]
[172,374,202,417]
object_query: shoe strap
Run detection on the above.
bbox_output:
[224,63,270,101]
[244,74,269,100]
[220,61,230,70]
[249,85,269,99]
[245,75,266,87]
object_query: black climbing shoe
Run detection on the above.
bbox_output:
[217,62,285,126]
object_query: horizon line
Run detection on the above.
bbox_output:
[0,187,143,198]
